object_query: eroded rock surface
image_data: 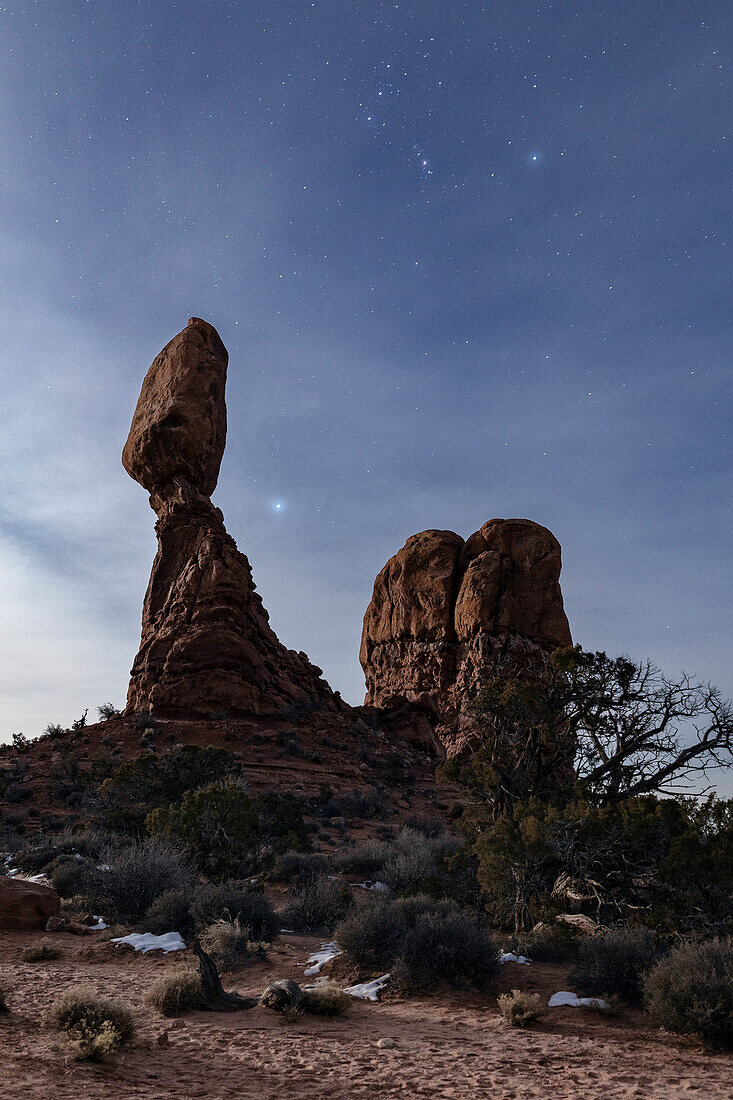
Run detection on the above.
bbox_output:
[360,519,571,753]
[0,877,60,931]
[124,317,336,718]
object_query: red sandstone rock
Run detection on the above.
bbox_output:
[122,317,228,501]
[0,877,60,931]
[123,318,337,718]
[360,519,571,754]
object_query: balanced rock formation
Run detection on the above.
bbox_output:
[360,518,572,753]
[123,317,335,718]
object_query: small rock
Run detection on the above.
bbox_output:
[156,1031,170,1048]
[377,1038,396,1049]
[45,916,67,933]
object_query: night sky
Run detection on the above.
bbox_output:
[1,3,731,763]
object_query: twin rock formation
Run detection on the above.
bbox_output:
[360,521,571,752]
[123,318,571,753]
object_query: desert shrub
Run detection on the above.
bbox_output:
[272,851,328,885]
[46,985,135,1061]
[97,703,120,721]
[332,838,390,878]
[335,894,409,969]
[643,938,733,1045]
[46,855,97,898]
[189,881,279,941]
[280,875,354,934]
[92,838,194,921]
[200,917,265,971]
[569,926,661,1003]
[336,894,500,992]
[498,989,546,1027]
[22,939,62,963]
[392,905,500,992]
[92,745,236,832]
[512,923,581,964]
[147,778,308,878]
[13,827,115,875]
[143,888,195,935]
[144,970,204,1016]
[316,788,385,820]
[301,981,350,1016]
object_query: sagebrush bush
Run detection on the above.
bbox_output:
[569,927,661,1003]
[334,894,409,969]
[92,838,194,920]
[46,855,97,898]
[189,881,279,941]
[498,989,546,1027]
[200,917,264,970]
[392,906,501,992]
[144,970,204,1016]
[643,938,733,1045]
[512,923,581,964]
[144,888,195,935]
[336,894,500,992]
[22,939,62,963]
[332,838,389,878]
[280,875,354,934]
[272,850,328,885]
[302,981,350,1016]
[46,985,135,1061]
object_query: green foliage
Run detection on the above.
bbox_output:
[144,970,204,1016]
[336,895,500,993]
[498,989,546,1026]
[22,939,62,963]
[453,646,733,810]
[569,927,661,1003]
[46,985,135,1061]
[93,745,235,833]
[280,875,354,934]
[466,793,733,932]
[146,778,308,878]
[643,939,733,1046]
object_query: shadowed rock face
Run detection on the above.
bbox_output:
[123,317,336,718]
[360,519,572,753]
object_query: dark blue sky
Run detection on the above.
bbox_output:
[1,3,730,765]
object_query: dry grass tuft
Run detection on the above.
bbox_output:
[22,939,62,963]
[302,981,351,1016]
[45,984,135,1061]
[498,989,546,1027]
[144,969,204,1017]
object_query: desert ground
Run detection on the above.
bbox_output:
[1,927,730,1100]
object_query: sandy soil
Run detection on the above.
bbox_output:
[1,929,730,1099]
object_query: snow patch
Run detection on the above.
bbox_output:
[549,990,609,1009]
[354,881,390,893]
[500,951,531,964]
[112,932,186,954]
[344,974,391,1001]
[91,916,107,931]
[304,941,342,976]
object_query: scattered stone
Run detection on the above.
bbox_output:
[260,979,303,1013]
[156,1031,171,1048]
[377,1037,396,1049]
